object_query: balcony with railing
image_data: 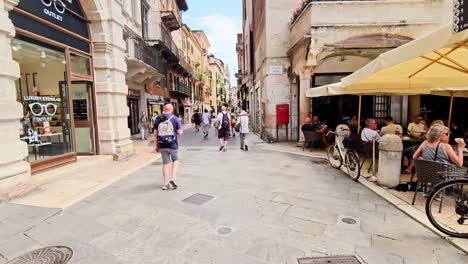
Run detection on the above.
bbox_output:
[125,34,164,84]
[160,0,188,31]
[168,79,191,97]
[156,26,180,62]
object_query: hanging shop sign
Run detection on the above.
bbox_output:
[454,0,468,33]
[128,89,141,98]
[10,0,90,52]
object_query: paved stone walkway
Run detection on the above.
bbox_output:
[1,128,467,263]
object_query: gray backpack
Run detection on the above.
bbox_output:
[157,116,175,144]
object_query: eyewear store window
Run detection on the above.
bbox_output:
[10,0,97,172]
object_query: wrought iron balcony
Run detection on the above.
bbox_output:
[126,37,162,72]
[160,0,182,31]
[156,26,180,63]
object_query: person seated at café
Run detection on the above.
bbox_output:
[430,119,445,127]
[301,116,329,148]
[413,125,466,167]
[301,117,315,132]
[408,114,428,139]
[361,118,381,143]
[312,115,330,147]
[380,116,403,138]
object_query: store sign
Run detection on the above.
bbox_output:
[454,0,468,33]
[15,0,89,40]
[269,66,284,75]
[128,89,141,97]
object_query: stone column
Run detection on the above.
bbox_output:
[0,0,30,192]
[88,1,134,159]
[298,68,312,142]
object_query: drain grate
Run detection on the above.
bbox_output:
[186,148,202,152]
[217,227,232,235]
[298,255,361,264]
[310,159,328,165]
[182,193,214,205]
[7,246,73,264]
[342,218,357,225]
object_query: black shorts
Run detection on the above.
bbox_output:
[218,128,229,140]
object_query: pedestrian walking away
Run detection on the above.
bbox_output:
[139,111,150,140]
[154,104,183,190]
[236,110,250,151]
[230,110,238,137]
[202,109,211,139]
[192,109,202,132]
[216,106,231,152]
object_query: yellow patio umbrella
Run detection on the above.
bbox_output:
[340,23,468,126]
[341,24,468,94]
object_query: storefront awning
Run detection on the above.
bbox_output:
[306,24,468,98]
[180,99,192,107]
[342,23,468,95]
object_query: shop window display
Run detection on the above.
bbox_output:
[13,38,74,162]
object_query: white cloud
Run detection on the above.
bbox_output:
[196,13,241,85]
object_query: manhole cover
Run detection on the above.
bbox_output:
[217,227,232,235]
[341,218,357,225]
[6,246,73,264]
[182,193,214,205]
[298,255,361,264]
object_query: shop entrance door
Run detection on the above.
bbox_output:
[128,98,140,135]
[72,82,96,154]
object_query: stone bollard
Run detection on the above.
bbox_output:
[377,134,403,188]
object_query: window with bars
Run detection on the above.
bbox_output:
[373,95,391,125]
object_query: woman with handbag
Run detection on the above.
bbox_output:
[139,111,150,140]
[236,110,250,151]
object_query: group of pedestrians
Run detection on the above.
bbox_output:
[192,106,250,152]
[152,104,251,191]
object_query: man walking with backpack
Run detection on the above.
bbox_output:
[216,106,230,152]
[192,109,201,133]
[153,104,183,190]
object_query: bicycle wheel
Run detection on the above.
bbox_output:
[327,144,342,169]
[425,179,468,238]
[345,151,361,181]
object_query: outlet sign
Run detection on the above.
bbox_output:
[454,0,468,33]
[11,0,90,52]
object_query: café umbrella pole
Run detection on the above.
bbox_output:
[357,95,362,133]
[448,92,454,127]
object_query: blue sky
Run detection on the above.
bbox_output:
[183,0,242,85]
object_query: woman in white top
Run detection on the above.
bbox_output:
[236,110,250,151]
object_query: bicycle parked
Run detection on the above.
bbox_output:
[326,125,361,181]
[425,176,468,238]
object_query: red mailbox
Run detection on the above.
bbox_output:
[276,104,289,125]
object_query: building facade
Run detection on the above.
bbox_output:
[192,30,213,112]
[209,56,227,110]
[289,0,454,141]
[237,0,297,139]
[0,0,142,191]
[0,0,219,194]
[238,0,456,142]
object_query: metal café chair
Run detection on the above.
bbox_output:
[303,131,322,151]
[412,159,468,211]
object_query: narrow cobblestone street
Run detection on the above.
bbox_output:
[1,128,468,263]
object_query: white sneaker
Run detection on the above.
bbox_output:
[170,178,178,189]
[161,184,170,190]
